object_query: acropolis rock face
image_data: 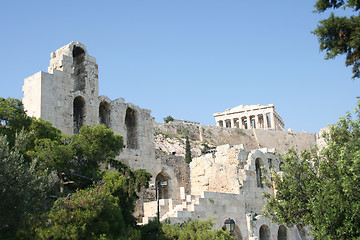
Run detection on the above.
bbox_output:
[23,42,315,240]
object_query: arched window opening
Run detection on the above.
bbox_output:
[255,158,264,188]
[73,46,86,92]
[278,225,287,240]
[99,101,111,128]
[259,225,271,240]
[155,172,171,199]
[73,96,85,134]
[125,108,138,149]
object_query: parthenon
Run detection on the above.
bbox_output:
[213,104,285,130]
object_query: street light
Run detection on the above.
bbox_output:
[224,218,235,234]
[155,181,160,222]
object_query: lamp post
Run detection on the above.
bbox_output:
[224,218,235,235]
[155,181,160,223]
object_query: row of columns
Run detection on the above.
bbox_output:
[218,112,275,130]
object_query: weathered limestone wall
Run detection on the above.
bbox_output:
[22,42,157,177]
[155,122,317,155]
[190,145,243,196]
[159,144,306,240]
[190,145,281,214]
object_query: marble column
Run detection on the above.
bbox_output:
[270,112,275,129]
[263,114,268,129]
[247,116,251,129]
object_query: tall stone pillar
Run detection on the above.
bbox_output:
[270,112,275,129]
[263,114,268,129]
[247,116,251,129]
[255,115,259,129]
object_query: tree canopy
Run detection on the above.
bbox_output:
[0,97,236,239]
[313,0,360,79]
[0,133,51,238]
[263,102,360,239]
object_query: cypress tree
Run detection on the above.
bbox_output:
[185,135,192,164]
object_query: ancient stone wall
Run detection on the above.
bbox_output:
[22,42,157,177]
[155,122,317,155]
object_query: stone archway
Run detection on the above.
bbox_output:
[73,46,86,92]
[99,101,111,128]
[259,224,271,240]
[155,171,171,199]
[73,96,85,134]
[278,225,287,240]
[125,107,138,149]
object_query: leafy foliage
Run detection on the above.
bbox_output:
[313,0,360,79]
[0,97,32,148]
[35,171,148,240]
[263,102,360,239]
[162,218,236,240]
[0,133,52,238]
[30,124,124,192]
[163,115,174,123]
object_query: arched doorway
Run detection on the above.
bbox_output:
[155,171,171,199]
[73,96,85,134]
[73,46,86,92]
[259,224,271,240]
[278,225,287,240]
[255,158,264,188]
[125,107,138,149]
[99,101,111,128]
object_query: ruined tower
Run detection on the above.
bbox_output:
[22,42,157,173]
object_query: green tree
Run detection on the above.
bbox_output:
[163,116,174,123]
[35,170,151,240]
[313,0,360,79]
[30,124,124,192]
[184,136,192,164]
[0,98,32,148]
[162,218,236,240]
[0,133,52,239]
[263,102,360,239]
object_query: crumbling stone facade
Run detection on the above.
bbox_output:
[145,144,312,240]
[22,42,158,176]
[22,42,314,240]
[214,104,285,131]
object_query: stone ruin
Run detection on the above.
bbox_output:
[214,104,285,131]
[22,42,314,240]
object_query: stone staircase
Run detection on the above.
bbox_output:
[142,194,202,224]
[142,158,254,225]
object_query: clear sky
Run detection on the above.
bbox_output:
[1,1,359,133]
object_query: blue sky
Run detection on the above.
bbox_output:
[0,1,359,133]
